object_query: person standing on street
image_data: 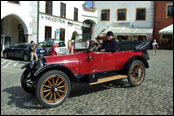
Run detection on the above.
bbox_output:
[50,41,59,56]
[30,41,38,61]
[152,39,159,55]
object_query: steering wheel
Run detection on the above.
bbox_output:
[89,41,100,52]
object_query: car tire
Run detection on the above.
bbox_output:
[21,69,36,94]
[127,60,145,87]
[3,52,8,59]
[36,70,71,108]
[23,54,29,61]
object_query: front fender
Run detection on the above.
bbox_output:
[33,64,77,82]
[21,63,30,69]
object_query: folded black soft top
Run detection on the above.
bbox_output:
[117,40,151,52]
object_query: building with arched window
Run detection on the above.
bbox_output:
[1,1,38,51]
[1,1,97,51]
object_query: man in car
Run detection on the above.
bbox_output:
[30,41,38,61]
[100,31,118,52]
[50,41,59,56]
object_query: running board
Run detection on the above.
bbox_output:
[89,75,127,85]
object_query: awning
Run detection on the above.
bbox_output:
[159,24,173,34]
[102,26,153,36]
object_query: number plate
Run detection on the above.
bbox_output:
[40,50,45,53]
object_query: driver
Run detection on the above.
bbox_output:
[100,31,118,52]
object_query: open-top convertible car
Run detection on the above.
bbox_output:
[21,38,150,108]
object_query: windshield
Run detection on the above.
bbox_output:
[74,35,89,49]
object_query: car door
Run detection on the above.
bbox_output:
[8,44,19,58]
[92,51,116,72]
[14,44,25,58]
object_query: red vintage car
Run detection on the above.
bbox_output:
[21,40,150,108]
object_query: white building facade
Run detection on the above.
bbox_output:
[1,1,97,51]
[1,1,38,50]
[94,1,154,41]
[38,1,97,48]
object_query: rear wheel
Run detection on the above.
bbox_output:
[127,60,145,87]
[36,70,71,108]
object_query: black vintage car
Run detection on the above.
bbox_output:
[3,43,47,61]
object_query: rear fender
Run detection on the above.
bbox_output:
[121,55,149,74]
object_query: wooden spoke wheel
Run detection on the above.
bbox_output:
[36,70,71,108]
[41,75,67,103]
[128,60,145,87]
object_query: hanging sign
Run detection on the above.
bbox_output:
[41,14,65,24]
[56,29,59,34]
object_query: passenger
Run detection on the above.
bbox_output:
[100,31,118,52]
[86,40,90,48]
[69,40,75,54]
[50,41,59,56]
[94,37,103,51]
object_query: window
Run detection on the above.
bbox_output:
[46,1,52,15]
[136,8,146,21]
[161,35,173,45]
[13,44,20,48]
[138,36,146,41]
[60,28,65,41]
[45,26,52,39]
[166,4,173,17]
[60,3,66,18]
[8,1,19,4]
[18,44,27,49]
[74,8,78,21]
[101,9,110,21]
[117,9,127,21]
[1,20,3,34]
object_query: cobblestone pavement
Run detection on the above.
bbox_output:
[1,50,173,115]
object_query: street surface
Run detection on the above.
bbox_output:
[1,50,173,115]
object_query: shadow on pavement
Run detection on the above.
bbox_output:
[2,79,131,109]
[69,79,132,98]
[2,86,45,109]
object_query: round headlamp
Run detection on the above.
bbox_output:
[30,60,35,69]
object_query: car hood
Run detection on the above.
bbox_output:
[44,53,82,74]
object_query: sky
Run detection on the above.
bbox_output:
[85,1,92,8]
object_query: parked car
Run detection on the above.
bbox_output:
[37,40,67,55]
[3,43,47,61]
[21,39,150,108]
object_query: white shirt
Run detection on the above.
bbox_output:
[55,47,59,53]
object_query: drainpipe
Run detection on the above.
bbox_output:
[37,1,40,43]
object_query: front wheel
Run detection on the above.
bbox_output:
[127,60,145,87]
[36,70,71,108]
[21,69,36,94]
